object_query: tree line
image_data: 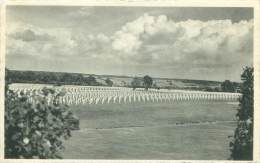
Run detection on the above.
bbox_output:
[6,69,102,86]
[6,69,240,92]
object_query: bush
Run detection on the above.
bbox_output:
[105,78,113,87]
[230,67,253,160]
[5,86,76,159]
[221,80,236,92]
[143,75,153,91]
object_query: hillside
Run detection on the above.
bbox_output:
[6,69,223,91]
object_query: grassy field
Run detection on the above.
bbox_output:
[62,101,238,160]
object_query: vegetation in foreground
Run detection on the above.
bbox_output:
[5,70,78,159]
[230,67,253,160]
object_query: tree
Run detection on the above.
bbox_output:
[60,73,73,84]
[143,75,153,91]
[5,71,77,159]
[230,67,253,160]
[5,68,12,86]
[153,83,160,90]
[131,77,141,90]
[5,87,77,159]
[221,80,235,92]
[168,80,173,86]
[105,78,113,87]
[24,71,36,82]
[75,74,84,84]
[86,75,97,85]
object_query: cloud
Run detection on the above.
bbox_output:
[112,32,142,54]
[8,14,252,63]
[6,13,253,81]
[7,23,77,57]
[9,29,54,42]
[110,14,253,68]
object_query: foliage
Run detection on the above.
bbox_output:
[143,75,153,91]
[167,80,173,86]
[178,78,221,86]
[131,77,142,90]
[7,69,226,91]
[5,83,76,158]
[105,78,113,87]
[230,67,253,160]
[152,83,160,90]
[7,69,102,86]
[203,86,221,92]
[221,80,239,92]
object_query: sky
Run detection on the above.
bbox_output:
[6,6,253,81]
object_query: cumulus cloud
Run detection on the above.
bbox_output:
[7,23,78,57]
[7,22,113,59]
[110,14,253,68]
[10,29,54,42]
[8,14,253,61]
[6,13,253,80]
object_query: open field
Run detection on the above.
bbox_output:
[62,101,238,160]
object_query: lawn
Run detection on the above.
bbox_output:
[62,101,238,160]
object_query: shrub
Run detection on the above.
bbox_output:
[5,86,76,159]
[221,80,236,92]
[143,75,153,91]
[105,78,113,87]
[131,77,142,90]
[230,67,253,160]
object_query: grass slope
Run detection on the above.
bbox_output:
[62,101,238,160]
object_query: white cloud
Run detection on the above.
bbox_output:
[112,32,142,54]
[111,14,155,54]
[7,23,78,57]
[109,13,253,69]
[7,13,253,81]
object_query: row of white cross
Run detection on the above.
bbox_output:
[10,84,242,105]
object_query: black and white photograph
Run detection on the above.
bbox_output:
[2,1,258,161]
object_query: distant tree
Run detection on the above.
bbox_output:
[153,83,160,90]
[205,87,214,92]
[143,75,153,91]
[74,74,84,84]
[232,82,241,92]
[48,73,58,84]
[221,80,235,92]
[86,75,97,85]
[60,73,73,84]
[168,80,173,86]
[120,81,127,87]
[105,78,113,87]
[214,87,221,92]
[230,67,253,160]
[24,71,36,82]
[5,68,12,86]
[131,77,141,90]
[40,74,51,83]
